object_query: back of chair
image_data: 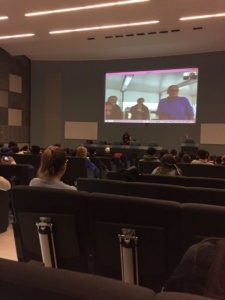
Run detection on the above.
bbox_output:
[88,193,182,292]
[0,164,35,185]
[138,161,161,174]
[61,157,88,185]
[77,178,127,195]
[11,186,91,273]
[0,258,156,300]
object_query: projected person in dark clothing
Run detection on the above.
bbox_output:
[130,98,150,120]
[107,96,123,119]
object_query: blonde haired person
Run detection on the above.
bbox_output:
[76,146,100,178]
[29,146,77,190]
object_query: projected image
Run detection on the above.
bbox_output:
[104,68,199,124]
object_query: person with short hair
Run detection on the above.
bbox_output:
[141,147,159,162]
[76,146,100,178]
[29,146,77,190]
[156,85,194,120]
[191,149,214,165]
[130,98,150,120]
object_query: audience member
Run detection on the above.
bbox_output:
[0,176,11,191]
[191,149,214,165]
[29,146,77,190]
[8,141,18,149]
[170,149,182,162]
[18,145,30,154]
[11,146,20,154]
[164,237,225,299]
[158,148,169,160]
[130,98,150,120]
[76,146,100,178]
[182,153,192,163]
[0,155,16,165]
[106,96,123,119]
[140,147,159,162]
[221,155,225,165]
[31,145,41,155]
[156,85,195,120]
[152,153,182,176]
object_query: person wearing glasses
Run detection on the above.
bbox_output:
[29,146,77,190]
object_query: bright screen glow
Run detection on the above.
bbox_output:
[104,67,199,123]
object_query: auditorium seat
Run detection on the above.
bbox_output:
[138,161,161,174]
[177,163,225,178]
[0,164,35,185]
[77,178,127,195]
[11,186,91,273]
[180,203,225,256]
[88,193,181,292]
[12,154,41,176]
[0,190,10,233]
[0,258,156,300]
[61,157,89,184]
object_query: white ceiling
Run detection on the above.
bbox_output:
[1,0,225,61]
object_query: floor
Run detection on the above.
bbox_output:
[0,224,17,261]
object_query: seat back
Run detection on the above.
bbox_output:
[0,164,35,185]
[61,157,88,185]
[0,190,10,233]
[88,193,182,292]
[11,186,91,273]
[138,161,161,174]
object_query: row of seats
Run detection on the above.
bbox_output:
[77,178,225,206]
[0,258,213,300]
[107,172,225,189]
[138,161,225,178]
[11,185,225,292]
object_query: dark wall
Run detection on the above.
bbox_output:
[0,48,30,144]
[31,51,225,155]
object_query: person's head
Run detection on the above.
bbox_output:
[158,148,169,160]
[105,102,113,118]
[31,145,41,155]
[147,147,157,156]
[20,145,29,152]
[76,146,88,158]
[108,96,118,105]
[182,153,191,163]
[137,98,144,105]
[105,146,111,154]
[167,85,179,99]
[38,146,67,179]
[11,146,19,153]
[197,149,209,160]
[8,141,17,148]
[160,153,177,168]
[88,146,96,156]
[170,149,178,156]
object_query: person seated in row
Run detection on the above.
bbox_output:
[76,146,100,178]
[152,153,182,176]
[191,149,214,165]
[29,146,77,190]
[164,237,225,299]
[140,147,159,162]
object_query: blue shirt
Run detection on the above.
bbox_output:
[156,97,194,120]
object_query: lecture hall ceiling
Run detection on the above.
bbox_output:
[1,0,225,60]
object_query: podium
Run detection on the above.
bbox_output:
[181,140,199,158]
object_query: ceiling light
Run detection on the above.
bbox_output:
[0,16,8,20]
[25,0,150,17]
[49,20,159,34]
[180,13,225,21]
[0,33,35,40]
